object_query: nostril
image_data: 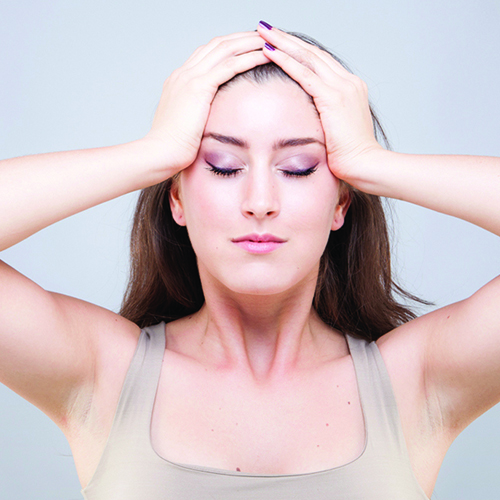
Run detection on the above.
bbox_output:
[241,181,280,218]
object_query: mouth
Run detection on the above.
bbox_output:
[232,233,286,243]
[231,233,286,254]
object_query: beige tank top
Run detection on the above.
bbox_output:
[81,322,430,499]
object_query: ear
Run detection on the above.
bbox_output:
[169,177,186,227]
[331,186,351,231]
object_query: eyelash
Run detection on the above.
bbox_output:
[282,165,318,178]
[206,163,318,178]
[207,164,241,178]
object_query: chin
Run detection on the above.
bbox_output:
[228,282,292,296]
[218,267,317,298]
[198,255,320,299]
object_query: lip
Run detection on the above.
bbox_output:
[231,233,286,254]
[232,233,286,243]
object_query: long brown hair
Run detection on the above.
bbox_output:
[120,31,428,341]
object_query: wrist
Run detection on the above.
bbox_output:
[132,136,183,186]
[340,147,399,196]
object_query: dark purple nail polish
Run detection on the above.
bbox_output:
[264,42,275,51]
[259,20,273,30]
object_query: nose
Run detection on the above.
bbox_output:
[241,167,280,219]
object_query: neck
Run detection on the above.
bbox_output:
[183,269,344,385]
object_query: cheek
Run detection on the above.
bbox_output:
[179,168,233,236]
[180,164,339,238]
[284,174,340,231]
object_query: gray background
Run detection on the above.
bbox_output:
[1,0,499,498]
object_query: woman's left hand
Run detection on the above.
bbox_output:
[257,22,385,186]
[256,23,500,453]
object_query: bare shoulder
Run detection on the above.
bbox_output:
[58,302,143,487]
[378,277,500,436]
[375,318,457,491]
[61,300,142,428]
[375,322,430,428]
[375,316,451,437]
[0,257,142,428]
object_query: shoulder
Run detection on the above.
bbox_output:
[375,317,458,444]
[375,317,448,435]
[61,302,142,431]
[378,280,500,435]
[375,323,431,428]
[375,321,453,489]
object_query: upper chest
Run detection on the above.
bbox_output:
[73,331,444,496]
[151,352,366,474]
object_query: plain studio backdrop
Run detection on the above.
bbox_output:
[1,1,499,498]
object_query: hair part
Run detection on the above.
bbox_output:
[120,31,429,341]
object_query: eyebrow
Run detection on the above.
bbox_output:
[203,132,324,150]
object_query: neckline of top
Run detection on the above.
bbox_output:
[147,324,369,478]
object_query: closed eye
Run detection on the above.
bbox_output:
[206,162,242,177]
[281,164,319,178]
[206,162,319,178]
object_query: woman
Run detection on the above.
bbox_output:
[0,21,499,499]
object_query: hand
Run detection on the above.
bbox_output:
[256,23,384,186]
[144,32,269,177]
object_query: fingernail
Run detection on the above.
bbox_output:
[264,42,275,51]
[259,20,273,30]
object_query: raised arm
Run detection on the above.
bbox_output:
[0,140,167,251]
[257,22,500,433]
[0,136,167,424]
[0,31,269,426]
[354,150,500,431]
[349,151,500,236]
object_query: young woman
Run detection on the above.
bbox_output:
[0,21,499,499]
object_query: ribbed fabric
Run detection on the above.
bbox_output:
[81,322,430,499]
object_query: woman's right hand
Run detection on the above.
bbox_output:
[143,31,269,176]
[0,30,269,432]
[0,31,269,252]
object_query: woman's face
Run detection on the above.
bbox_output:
[170,77,348,297]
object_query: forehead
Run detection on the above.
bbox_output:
[206,79,324,146]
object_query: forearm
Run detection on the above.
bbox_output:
[0,138,170,251]
[352,150,500,236]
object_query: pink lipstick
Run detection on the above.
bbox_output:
[232,233,286,254]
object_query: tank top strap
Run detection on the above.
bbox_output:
[82,322,166,492]
[104,322,166,446]
[345,334,408,455]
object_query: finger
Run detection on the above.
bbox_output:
[257,23,341,69]
[184,31,263,69]
[189,35,266,77]
[270,37,344,86]
[204,49,271,90]
[257,23,352,81]
[258,25,343,81]
[261,44,329,100]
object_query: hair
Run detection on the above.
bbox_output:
[120,30,429,342]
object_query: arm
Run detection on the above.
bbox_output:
[0,140,168,251]
[257,23,500,433]
[0,137,166,423]
[351,151,500,236]
[0,32,269,425]
[356,150,500,431]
